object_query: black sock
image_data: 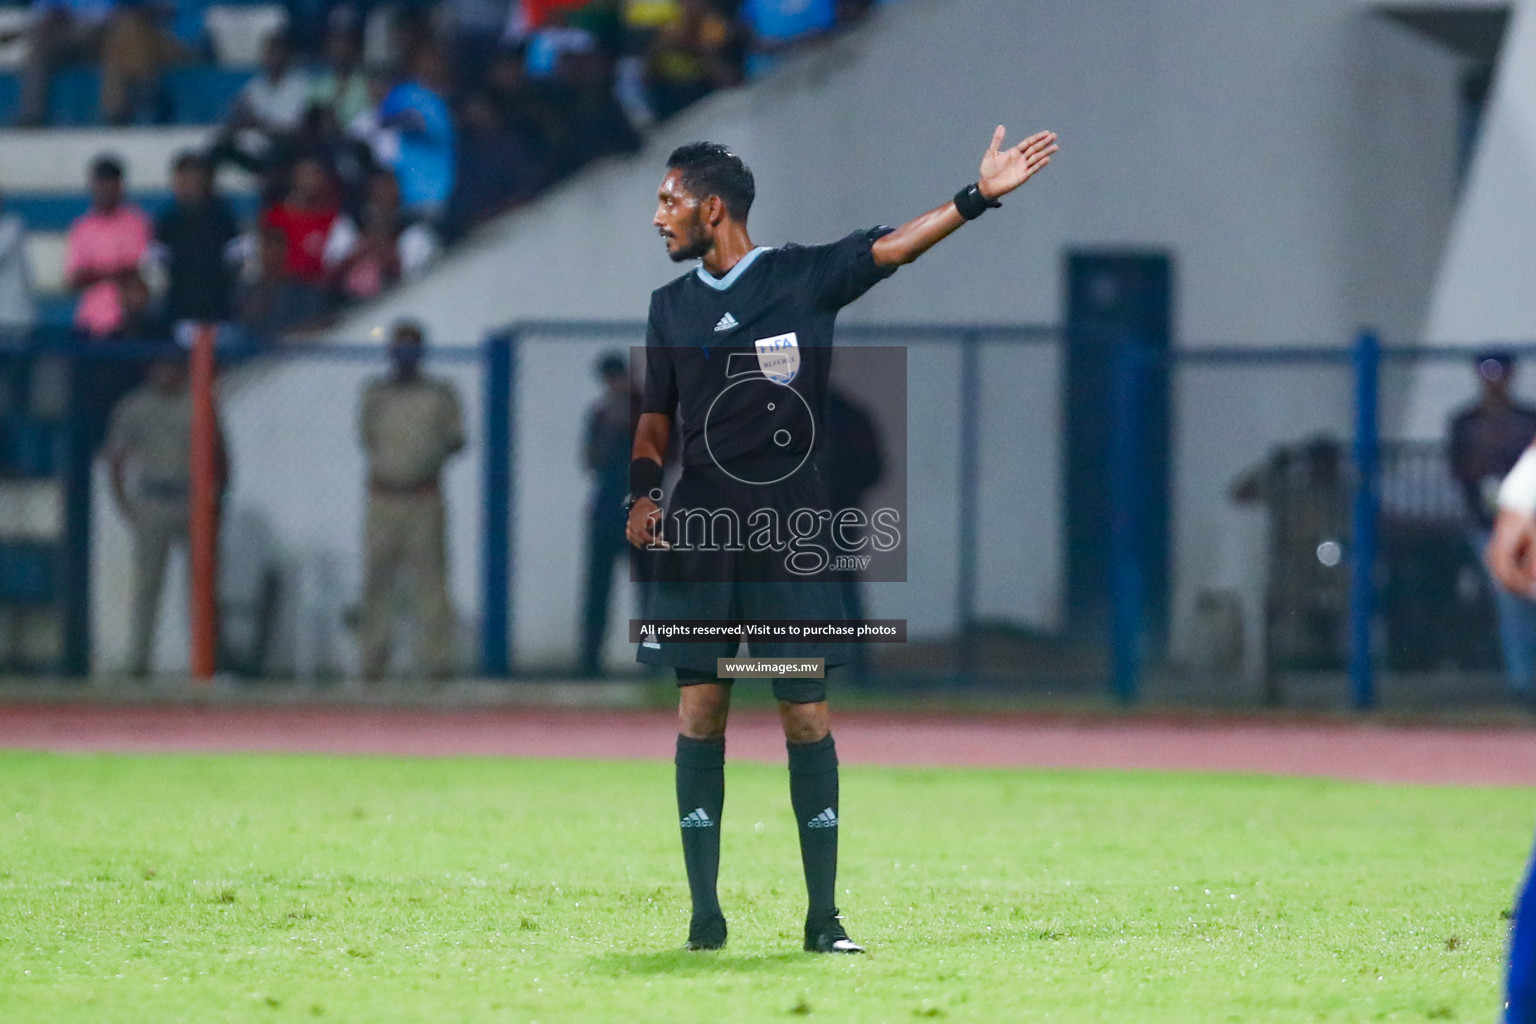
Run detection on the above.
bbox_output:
[788,733,839,922]
[676,734,725,924]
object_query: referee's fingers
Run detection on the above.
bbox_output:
[627,508,670,549]
[1019,131,1056,156]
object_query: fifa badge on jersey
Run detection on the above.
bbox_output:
[754,332,800,385]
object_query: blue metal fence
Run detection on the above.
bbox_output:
[481,320,1064,686]
[2,324,1522,704]
[475,322,1525,705]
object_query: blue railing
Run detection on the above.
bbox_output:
[3,324,1522,703]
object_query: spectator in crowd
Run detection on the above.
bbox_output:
[357,320,465,681]
[114,268,163,340]
[743,0,833,51]
[257,154,340,316]
[379,43,457,223]
[548,36,641,175]
[324,169,439,301]
[522,18,598,79]
[282,0,378,55]
[483,47,561,148]
[153,152,240,328]
[564,0,627,53]
[614,0,678,125]
[282,104,380,206]
[578,350,636,676]
[66,155,152,340]
[447,91,550,237]
[345,71,404,171]
[208,30,312,179]
[1449,351,1536,702]
[103,354,228,678]
[0,194,36,340]
[307,23,373,129]
[19,0,184,127]
[237,225,323,336]
[442,0,516,84]
[625,0,684,32]
[645,0,744,119]
[507,0,590,38]
[377,4,437,78]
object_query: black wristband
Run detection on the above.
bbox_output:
[630,458,664,501]
[954,182,1002,221]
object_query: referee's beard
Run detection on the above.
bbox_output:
[666,214,713,263]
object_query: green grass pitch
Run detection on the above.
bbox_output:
[1,750,1528,1023]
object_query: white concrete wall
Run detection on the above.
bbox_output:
[1397,1,1536,442]
[89,0,1476,675]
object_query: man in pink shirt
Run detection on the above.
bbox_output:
[67,155,151,339]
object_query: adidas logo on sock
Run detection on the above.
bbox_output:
[681,808,715,829]
[806,807,838,829]
[714,312,739,333]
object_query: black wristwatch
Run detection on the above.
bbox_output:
[623,489,663,513]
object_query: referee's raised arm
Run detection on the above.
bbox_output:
[870,126,1058,268]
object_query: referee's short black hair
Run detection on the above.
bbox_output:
[666,142,754,220]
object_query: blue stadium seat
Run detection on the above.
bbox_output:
[165,67,251,125]
[0,66,109,125]
[6,192,262,233]
[48,66,100,127]
[0,65,250,126]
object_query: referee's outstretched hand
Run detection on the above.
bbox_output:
[627,496,670,549]
[977,127,1058,201]
[1489,508,1536,597]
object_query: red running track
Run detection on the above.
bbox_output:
[4,703,1536,786]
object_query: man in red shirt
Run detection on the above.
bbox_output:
[512,0,588,35]
[260,155,339,289]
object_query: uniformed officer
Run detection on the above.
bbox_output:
[1449,352,1536,701]
[578,351,640,677]
[357,319,465,681]
[103,354,228,678]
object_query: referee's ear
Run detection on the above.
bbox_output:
[704,194,728,228]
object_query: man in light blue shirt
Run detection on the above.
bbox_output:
[380,44,457,223]
[744,0,836,46]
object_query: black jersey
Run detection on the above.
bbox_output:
[641,227,897,478]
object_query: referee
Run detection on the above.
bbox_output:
[627,128,1057,953]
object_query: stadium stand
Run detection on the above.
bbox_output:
[0,0,896,336]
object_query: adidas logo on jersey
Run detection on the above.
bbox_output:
[806,807,838,829]
[714,312,739,333]
[681,808,715,828]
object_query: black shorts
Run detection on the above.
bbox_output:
[676,667,827,705]
[635,463,854,676]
